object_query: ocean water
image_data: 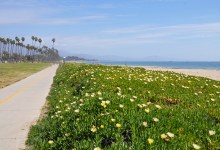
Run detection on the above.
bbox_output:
[88,61,220,69]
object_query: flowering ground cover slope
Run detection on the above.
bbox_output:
[27,63,219,149]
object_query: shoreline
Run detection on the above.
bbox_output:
[135,65,220,81]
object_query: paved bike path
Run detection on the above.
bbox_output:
[0,64,58,150]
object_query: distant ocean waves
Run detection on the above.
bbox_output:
[87,61,220,69]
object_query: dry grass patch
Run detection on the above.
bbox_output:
[0,63,50,88]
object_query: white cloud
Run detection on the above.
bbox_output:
[0,9,36,24]
[49,22,220,52]
[0,0,108,25]
[37,15,107,25]
[103,22,220,39]
[51,35,160,52]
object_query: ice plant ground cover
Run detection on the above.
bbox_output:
[27,63,220,149]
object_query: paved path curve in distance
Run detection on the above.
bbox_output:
[0,64,58,150]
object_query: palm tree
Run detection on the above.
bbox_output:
[0,37,5,62]
[21,37,25,59]
[34,37,38,46]
[52,38,55,49]
[31,36,35,46]
[37,38,43,62]
[15,36,20,43]
[0,36,59,63]
[38,38,42,47]
[15,37,20,62]
[6,38,11,61]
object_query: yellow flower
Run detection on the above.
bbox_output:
[143,122,148,127]
[161,134,167,139]
[193,144,201,149]
[91,126,97,132]
[116,123,121,128]
[209,130,215,136]
[145,108,150,113]
[111,119,116,122]
[48,140,54,144]
[153,117,159,122]
[147,138,154,145]
[101,102,107,108]
[100,125,104,128]
[94,147,101,150]
[167,132,174,138]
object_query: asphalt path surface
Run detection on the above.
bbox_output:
[0,64,58,150]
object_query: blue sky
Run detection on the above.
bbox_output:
[1,0,220,61]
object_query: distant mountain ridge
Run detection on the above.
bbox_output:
[63,56,96,61]
[69,54,177,61]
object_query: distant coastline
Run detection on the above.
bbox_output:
[87,61,220,70]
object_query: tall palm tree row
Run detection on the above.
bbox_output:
[0,36,59,63]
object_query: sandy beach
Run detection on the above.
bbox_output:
[139,66,220,81]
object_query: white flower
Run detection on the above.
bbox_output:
[155,104,162,109]
[91,126,97,132]
[117,93,122,96]
[142,104,147,107]
[147,102,152,105]
[119,104,124,108]
[94,147,101,150]
[48,140,54,144]
[153,117,159,122]
[167,132,174,138]
[193,143,201,149]
[130,98,134,102]
[106,100,110,104]
[74,109,80,113]
[143,122,148,127]
[209,130,215,136]
[145,108,150,113]
[138,104,143,108]
[211,98,215,102]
